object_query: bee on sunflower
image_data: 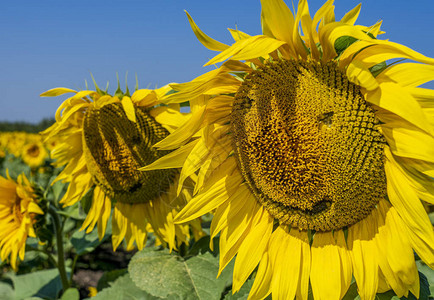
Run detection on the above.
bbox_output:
[41,80,203,251]
[142,0,434,299]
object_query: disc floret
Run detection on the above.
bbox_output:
[232,59,387,231]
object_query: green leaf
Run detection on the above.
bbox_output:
[70,219,111,255]
[90,273,160,300]
[376,290,400,300]
[0,282,14,300]
[342,282,360,300]
[60,288,80,300]
[411,271,430,300]
[334,36,358,56]
[57,202,86,220]
[369,61,387,77]
[2,155,30,178]
[223,278,254,300]
[187,236,219,257]
[51,179,67,203]
[97,269,128,291]
[129,248,233,300]
[80,187,94,215]
[417,260,434,298]
[7,268,66,299]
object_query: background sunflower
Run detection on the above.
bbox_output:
[42,82,203,251]
[0,173,43,270]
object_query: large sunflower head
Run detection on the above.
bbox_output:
[146,0,434,299]
[41,81,203,251]
[0,173,44,270]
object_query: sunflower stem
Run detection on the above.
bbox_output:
[69,254,79,285]
[48,206,70,291]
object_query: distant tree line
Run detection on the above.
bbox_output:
[0,118,55,133]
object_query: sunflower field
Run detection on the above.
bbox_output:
[1,0,434,299]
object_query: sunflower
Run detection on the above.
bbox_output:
[0,173,44,270]
[142,0,434,299]
[21,141,48,168]
[41,83,203,251]
[5,132,27,158]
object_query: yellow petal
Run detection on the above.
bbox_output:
[112,204,128,251]
[185,11,229,52]
[60,172,93,206]
[228,28,251,41]
[346,60,379,91]
[381,122,434,163]
[347,212,379,300]
[377,63,434,88]
[294,229,311,300]
[149,106,187,128]
[218,199,261,276]
[374,202,407,296]
[340,40,434,69]
[376,200,419,296]
[319,21,374,62]
[153,106,205,150]
[406,87,434,108]
[233,209,273,292]
[385,154,434,267]
[204,35,286,66]
[268,227,306,300]
[311,0,334,43]
[260,0,296,54]
[340,3,361,25]
[97,194,112,241]
[164,74,240,104]
[391,154,434,204]
[209,184,249,240]
[80,186,105,234]
[367,82,433,136]
[139,139,199,171]
[292,0,309,59]
[311,231,352,300]
[131,89,158,107]
[248,251,272,300]
[178,126,230,194]
[40,87,77,97]
[121,96,136,123]
[174,157,241,223]
[27,202,43,215]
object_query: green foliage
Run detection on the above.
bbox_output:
[342,281,359,300]
[370,61,387,77]
[1,154,30,178]
[7,268,68,299]
[341,270,432,300]
[80,187,95,215]
[128,247,234,300]
[334,36,358,56]
[0,118,54,133]
[97,269,128,291]
[91,273,159,300]
[223,278,254,300]
[60,288,80,300]
[70,219,111,255]
[0,282,14,300]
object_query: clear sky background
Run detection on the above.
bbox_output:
[1,0,433,123]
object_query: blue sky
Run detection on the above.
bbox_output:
[1,0,433,122]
